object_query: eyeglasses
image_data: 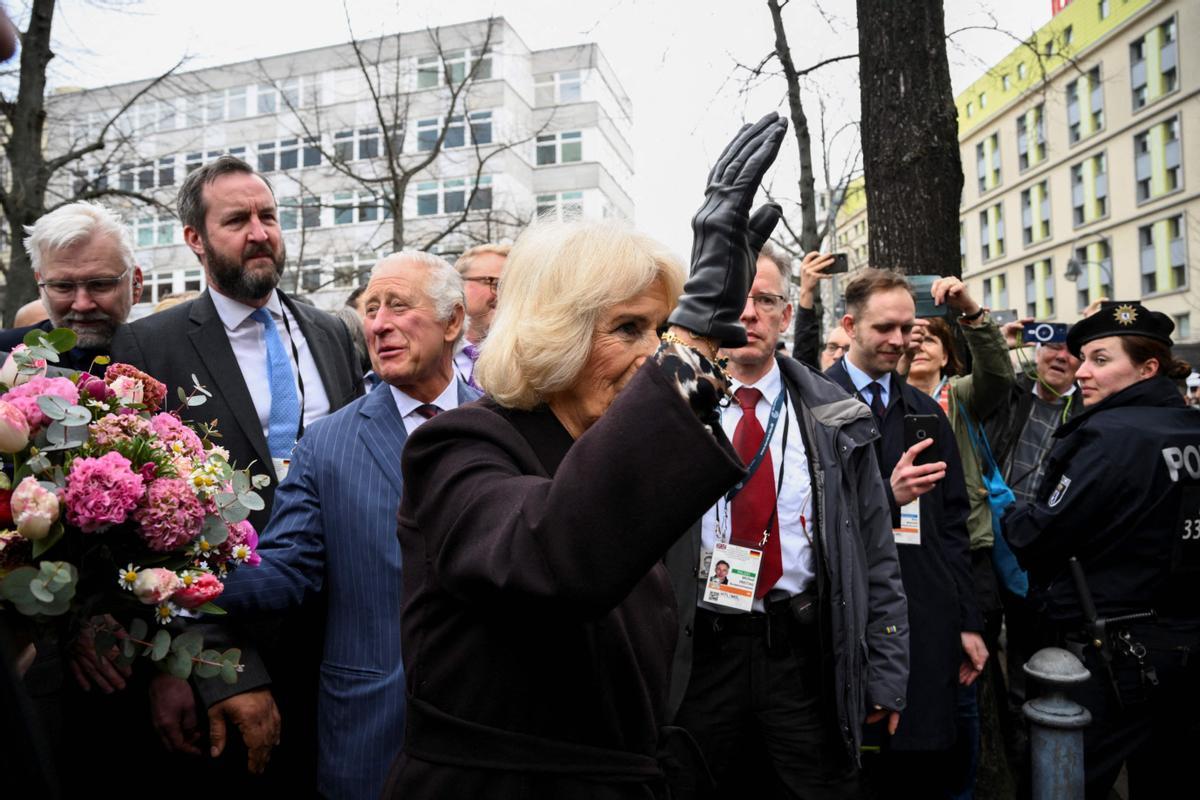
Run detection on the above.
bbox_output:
[39,267,132,299]
[748,293,787,313]
[463,276,500,291]
[823,342,849,355]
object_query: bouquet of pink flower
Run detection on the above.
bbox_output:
[0,329,264,683]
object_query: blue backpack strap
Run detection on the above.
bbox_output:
[962,408,1028,597]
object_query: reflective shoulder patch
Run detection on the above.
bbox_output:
[1048,475,1072,508]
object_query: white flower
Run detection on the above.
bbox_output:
[154,601,179,625]
[229,543,252,564]
[117,563,139,591]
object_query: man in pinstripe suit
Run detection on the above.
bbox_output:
[217,251,481,798]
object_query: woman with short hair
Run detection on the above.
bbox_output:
[384,114,788,798]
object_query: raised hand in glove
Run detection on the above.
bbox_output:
[668,112,788,349]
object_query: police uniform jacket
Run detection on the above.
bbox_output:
[826,360,981,752]
[1003,375,1200,625]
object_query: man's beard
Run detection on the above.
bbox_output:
[203,237,286,304]
[51,309,118,349]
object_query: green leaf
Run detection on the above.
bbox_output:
[24,453,51,475]
[31,523,65,559]
[177,387,189,404]
[186,395,207,407]
[231,471,250,494]
[113,646,136,667]
[22,329,46,348]
[194,661,221,679]
[221,648,241,665]
[167,651,193,680]
[61,406,91,426]
[28,579,54,603]
[237,491,264,511]
[195,601,227,616]
[170,630,203,656]
[201,515,229,546]
[220,503,250,524]
[150,629,171,661]
[129,617,148,642]
[121,637,136,659]
[43,328,78,353]
[251,474,271,490]
[36,395,69,421]
[220,661,239,684]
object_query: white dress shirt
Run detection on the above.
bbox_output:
[699,360,815,612]
[208,289,331,446]
[390,377,462,435]
[453,338,477,386]
[843,356,892,409]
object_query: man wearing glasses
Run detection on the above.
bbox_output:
[668,241,908,797]
[452,242,508,390]
[0,201,143,372]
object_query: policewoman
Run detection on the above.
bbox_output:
[1004,301,1199,799]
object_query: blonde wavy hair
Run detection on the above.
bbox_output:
[476,221,685,409]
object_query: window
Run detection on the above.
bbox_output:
[1020,180,1051,245]
[303,137,322,167]
[1175,313,1191,340]
[133,215,175,248]
[334,130,354,162]
[137,162,154,191]
[1134,115,1182,203]
[982,274,1008,310]
[1017,104,1046,170]
[415,177,492,216]
[257,140,298,173]
[536,131,583,165]
[257,83,277,114]
[333,192,355,225]
[1024,259,1054,318]
[1066,67,1103,143]
[205,91,226,124]
[1002,74,1011,91]
[417,47,492,89]
[141,270,174,305]
[975,132,1001,194]
[332,253,377,289]
[1074,239,1113,311]
[227,87,247,119]
[468,111,493,145]
[979,203,1004,261]
[279,196,320,232]
[185,152,203,175]
[1139,214,1187,294]
[979,92,987,109]
[966,102,973,118]
[1017,62,1027,81]
[183,270,202,293]
[416,112,492,152]
[1071,152,1108,226]
[1099,0,1109,21]
[358,128,379,160]
[536,191,585,222]
[1130,16,1178,111]
[157,157,175,187]
[535,70,583,105]
[1064,26,1074,47]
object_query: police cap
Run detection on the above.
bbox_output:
[1066,300,1174,357]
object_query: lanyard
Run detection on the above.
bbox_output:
[277,304,307,443]
[725,389,788,503]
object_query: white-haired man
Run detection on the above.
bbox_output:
[212,251,479,798]
[0,201,143,371]
[452,242,509,389]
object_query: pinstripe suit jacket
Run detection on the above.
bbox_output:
[219,377,480,800]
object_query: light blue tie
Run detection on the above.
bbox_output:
[250,307,302,459]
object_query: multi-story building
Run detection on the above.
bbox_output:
[36,17,634,314]
[957,0,1196,342]
[834,0,1196,345]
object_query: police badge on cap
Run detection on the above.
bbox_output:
[1066,300,1175,358]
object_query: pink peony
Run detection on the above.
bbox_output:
[1,377,80,431]
[77,374,115,403]
[134,477,205,552]
[61,451,145,533]
[0,400,30,453]
[11,477,59,541]
[132,568,182,605]
[104,363,167,413]
[0,344,47,387]
[149,413,205,461]
[88,412,154,449]
[173,572,224,609]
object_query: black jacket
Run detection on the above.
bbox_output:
[981,370,1084,474]
[826,359,980,751]
[1004,376,1200,625]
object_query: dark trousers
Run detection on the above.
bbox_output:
[674,607,865,800]
[1065,620,1200,800]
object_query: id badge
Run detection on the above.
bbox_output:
[272,457,291,483]
[894,498,921,546]
[702,542,761,613]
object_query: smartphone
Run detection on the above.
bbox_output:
[991,309,1019,327]
[827,253,849,274]
[903,414,939,465]
[908,274,948,319]
[1022,322,1068,344]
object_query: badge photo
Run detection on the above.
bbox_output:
[1048,475,1072,508]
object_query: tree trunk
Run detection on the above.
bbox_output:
[856,0,962,277]
[2,0,56,325]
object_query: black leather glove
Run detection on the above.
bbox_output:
[668,113,788,348]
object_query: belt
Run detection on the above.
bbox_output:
[696,591,818,637]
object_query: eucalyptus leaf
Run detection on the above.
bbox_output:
[220,503,250,524]
[201,515,229,546]
[61,406,91,426]
[28,579,54,604]
[121,637,136,659]
[43,328,78,353]
[177,387,189,404]
[167,652,193,680]
[251,474,270,490]
[194,660,221,679]
[25,453,51,474]
[221,648,241,665]
[237,491,264,511]
[220,662,239,684]
[150,629,171,661]
[45,420,66,446]
[186,395,207,407]
[36,395,69,421]
[195,601,227,616]
[30,523,65,558]
[170,630,203,656]
[129,618,148,642]
[231,472,250,494]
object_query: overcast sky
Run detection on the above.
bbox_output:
[30,0,1054,259]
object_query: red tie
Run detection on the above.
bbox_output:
[730,387,783,597]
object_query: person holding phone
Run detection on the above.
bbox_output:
[898,276,1014,796]
[825,268,984,795]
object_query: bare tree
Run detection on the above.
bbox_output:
[0,0,181,324]
[857,0,962,277]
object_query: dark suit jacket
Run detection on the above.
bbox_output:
[385,362,743,797]
[826,358,979,751]
[0,319,109,374]
[109,290,363,534]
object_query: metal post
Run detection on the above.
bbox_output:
[1022,647,1092,800]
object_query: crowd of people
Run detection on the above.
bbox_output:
[1,110,1197,800]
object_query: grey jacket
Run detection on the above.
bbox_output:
[665,356,909,761]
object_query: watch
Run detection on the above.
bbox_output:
[959,307,986,322]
